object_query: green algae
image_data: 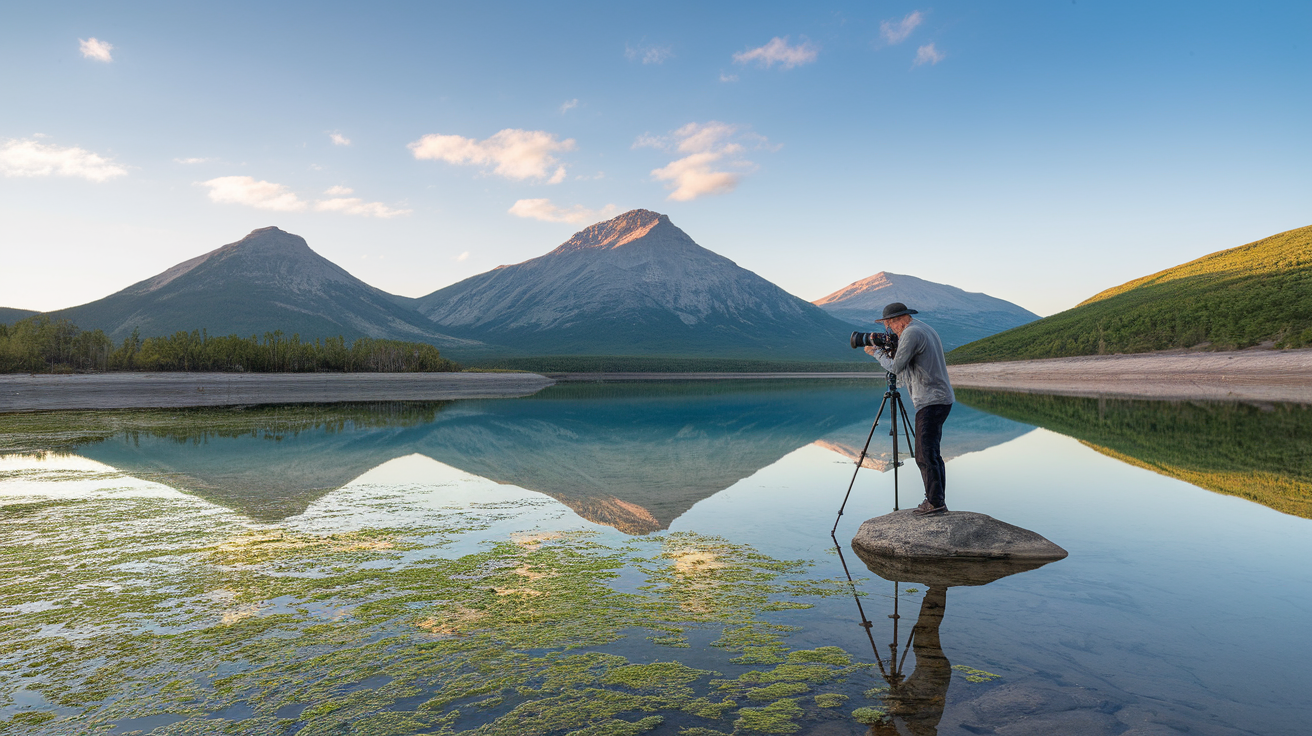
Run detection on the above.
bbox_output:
[851,706,887,724]
[952,664,1002,683]
[813,693,847,708]
[745,682,809,700]
[732,698,804,734]
[0,491,868,735]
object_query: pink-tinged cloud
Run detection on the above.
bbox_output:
[509,198,619,224]
[881,12,923,44]
[79,37,113,62]
[408,129,575,183]
[915,43,945,66]
[733,37,817,70]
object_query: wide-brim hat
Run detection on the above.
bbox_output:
[877,302,919,321]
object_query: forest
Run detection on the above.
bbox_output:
[0,316,459,373]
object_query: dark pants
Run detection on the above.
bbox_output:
[915,403,952,508]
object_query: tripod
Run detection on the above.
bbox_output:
[831,371,917,535]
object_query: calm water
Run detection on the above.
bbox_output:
[1,381,1309,735]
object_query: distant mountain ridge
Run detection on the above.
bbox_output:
[414,209,858,360]
[948,224,1312,363]
[47,227,480,349]
[0,307,39,326]
[813,271,1038,350]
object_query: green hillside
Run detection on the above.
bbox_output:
[0,307,38,326]
[947,224,1312,364]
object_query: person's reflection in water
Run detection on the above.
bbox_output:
[869,586,951,736]
[835,545,1064,736]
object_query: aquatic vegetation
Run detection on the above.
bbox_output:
[813,693,847,708]
[952,665,1002,683]
[0,492,867,734]
[732,698,804,734]
[851,706,887,724]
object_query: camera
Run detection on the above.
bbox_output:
[850,331,898,355]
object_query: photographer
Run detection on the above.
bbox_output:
[864,302,955,516]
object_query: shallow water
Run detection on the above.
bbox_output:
[0,381,1308,735]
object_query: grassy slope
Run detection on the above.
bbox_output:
[947,224,1312,364]
[955,388,1312,519]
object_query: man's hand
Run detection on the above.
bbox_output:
[864,345,881,359]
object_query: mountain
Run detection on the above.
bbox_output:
[813,272,1038,351]
[948,224,1312,364]
[413,209,858,361]
[47,227,479,348]
[0,307,39,326]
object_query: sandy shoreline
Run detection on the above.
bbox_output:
[0,372,556,413]
[1,349,1308,413]
[948,348,1312,404]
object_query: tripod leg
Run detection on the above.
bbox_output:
[891,392,900,511]
[898,398,916,456]
[831,394,891,535]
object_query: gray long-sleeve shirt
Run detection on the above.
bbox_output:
[871,321,955,412]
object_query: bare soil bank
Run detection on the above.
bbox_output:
[0,372,556,413]
[949,348,1312,404]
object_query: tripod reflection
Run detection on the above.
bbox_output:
[832,537,1062,735]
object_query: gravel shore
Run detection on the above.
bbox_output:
[0,372,556,413]
[948,348,1312,404]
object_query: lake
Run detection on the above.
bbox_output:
[1,380,1309,735]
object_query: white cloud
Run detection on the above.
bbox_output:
[329,132,351,146]
[880,12,923,44]
[408,129,575,183]
[719,72,739,83]
[455,251,470,262]
[651,154,741,202]
[202,176,306,212]
[0,138,127,182]
[732,37,817,70]
[315,197,410,218]
[637,122,768,202]
[560,98,579,113]
[915,43,945,66]
[173,157,215,165]
[625,43,673,65]
[79,37,113,62]
[508,198,619,224]
[201,176,409,218]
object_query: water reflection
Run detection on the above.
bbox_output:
[836,542,1061,735]
[956,388,1312,518]
[8,382,1035,532]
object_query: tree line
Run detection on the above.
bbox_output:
[0,316,460,373]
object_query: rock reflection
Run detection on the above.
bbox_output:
[838,545,1061,735]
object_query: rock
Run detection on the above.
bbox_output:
[851,510,1067,569]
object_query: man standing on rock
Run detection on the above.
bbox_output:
[865,302,956,516]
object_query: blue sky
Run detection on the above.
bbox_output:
[2,1,1309,315]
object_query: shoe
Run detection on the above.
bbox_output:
[912,500,948,516]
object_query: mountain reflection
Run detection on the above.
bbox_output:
[956,388,1312,519]
[55,382,1035,532]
